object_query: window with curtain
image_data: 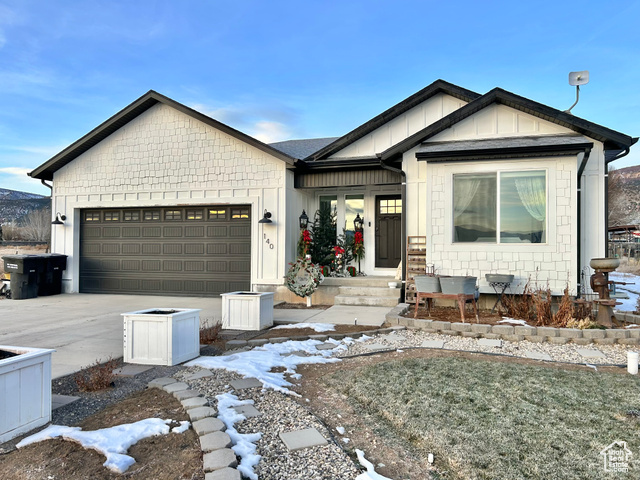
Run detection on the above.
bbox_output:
[453,170,546,243]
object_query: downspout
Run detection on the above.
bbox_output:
[576,147,591,298]
[379,157,407,301]
[41,180,53,253]
[604,146,632,257]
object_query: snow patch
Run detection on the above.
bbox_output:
[16,418,186,473]
[216,393,262,480]
[611,272,640,313]
[355,449,392,480]
[499,318,529,326]
[187,339,340,395]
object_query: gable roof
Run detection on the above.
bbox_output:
[29,90,297,181]
[305,80,481,161]
[270,137,339,159]
[380,87,638,162]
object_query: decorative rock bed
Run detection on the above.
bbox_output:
[384,304,640,346]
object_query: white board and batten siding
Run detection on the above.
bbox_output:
[51,103,290,293]
[404,104,606,294]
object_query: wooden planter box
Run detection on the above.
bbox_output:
[122,308,201,366]
[221,292,274,330]
[0,345,54,443]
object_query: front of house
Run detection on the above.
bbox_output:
[29,80,637,301]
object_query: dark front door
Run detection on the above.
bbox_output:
[375,195,402,268]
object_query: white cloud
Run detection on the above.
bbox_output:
[0,167,31,177]
[250,121,292,143]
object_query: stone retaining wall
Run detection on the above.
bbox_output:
[385,304,640,346]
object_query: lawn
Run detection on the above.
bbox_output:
[323,356,640,479]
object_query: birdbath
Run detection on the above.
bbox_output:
[589,257,621,328]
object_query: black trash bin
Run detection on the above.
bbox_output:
[2,255,45,300]
[38,254,68,296]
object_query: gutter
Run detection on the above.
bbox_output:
[378,156,407,302]
[576,147,592,297]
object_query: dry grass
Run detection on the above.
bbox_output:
[500,281,594,327]
[324,357,640,480]
[73,357,118,392]
[199,318,222,345]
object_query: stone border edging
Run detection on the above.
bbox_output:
[148,377,241,480]
[384,303,640,346]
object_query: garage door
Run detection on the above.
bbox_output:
[80,205,251,296]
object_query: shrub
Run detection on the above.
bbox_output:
[200,318,222,344]
[74,357,118,392]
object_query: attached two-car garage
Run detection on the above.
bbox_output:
[79,205,251,296]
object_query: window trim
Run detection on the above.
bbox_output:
[450,167,550,246]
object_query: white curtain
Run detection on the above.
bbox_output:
[515,176,546,222]
[453,177,481,218]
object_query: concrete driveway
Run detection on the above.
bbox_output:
[1,293,390,380]
[0,294,222,379]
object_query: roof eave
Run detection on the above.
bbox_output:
[29,90,296,181]
[305,80,481,162]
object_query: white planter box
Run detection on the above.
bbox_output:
[122,308,201,366]
[0,345,54,443]
[221,292,274,330]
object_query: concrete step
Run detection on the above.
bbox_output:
[334,295,400,307]
[321,276,397,287]
[338,286,401,297]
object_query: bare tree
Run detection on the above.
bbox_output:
[608,167,634,227]
[21,207,51,243]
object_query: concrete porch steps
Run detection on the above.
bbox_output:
[334,285,401,307]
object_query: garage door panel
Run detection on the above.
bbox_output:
[80,205,251,297]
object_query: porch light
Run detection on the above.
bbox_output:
[258,210,272,224]
[354,213,364,233]
[51,213,66,225]
[299,210,309,229]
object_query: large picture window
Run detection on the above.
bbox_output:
[453,170,546,244]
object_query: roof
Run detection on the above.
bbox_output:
[415,135,594,162]
[380,87,638,162]
[305,80,481,161]
[269,137,339,159]
[29,90,297,181]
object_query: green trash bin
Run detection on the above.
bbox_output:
[38,254,68,296]
[2,255,45,300]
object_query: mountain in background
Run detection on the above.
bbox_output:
[609,165,640,226]
[0,188,50,224]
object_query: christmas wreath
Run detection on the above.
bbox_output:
[285,257,324,298]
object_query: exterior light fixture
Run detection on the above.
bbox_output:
[51,213,66,225]
[354,213,364,233]
[258,209,272,224]
[299,210,309,230]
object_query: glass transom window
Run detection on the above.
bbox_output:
[453,170,546,244]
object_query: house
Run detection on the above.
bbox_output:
[29,80,637,301]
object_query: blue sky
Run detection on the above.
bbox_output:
[1,0,638,195]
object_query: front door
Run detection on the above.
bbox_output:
[375,195,402,268]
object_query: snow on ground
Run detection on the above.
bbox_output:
[272,322,336,332]
[498,318,529,326]
[186,339,342,395]
[16,418,189,473]
[216,393,262,480]
[355,449,392,480]
[611,272,640,312]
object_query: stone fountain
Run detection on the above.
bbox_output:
[589,257,621,328]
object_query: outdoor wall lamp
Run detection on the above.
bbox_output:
[258,209,273,224]
[299,210,309,229]
[354,213,364,232]
[51,212,66,225]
